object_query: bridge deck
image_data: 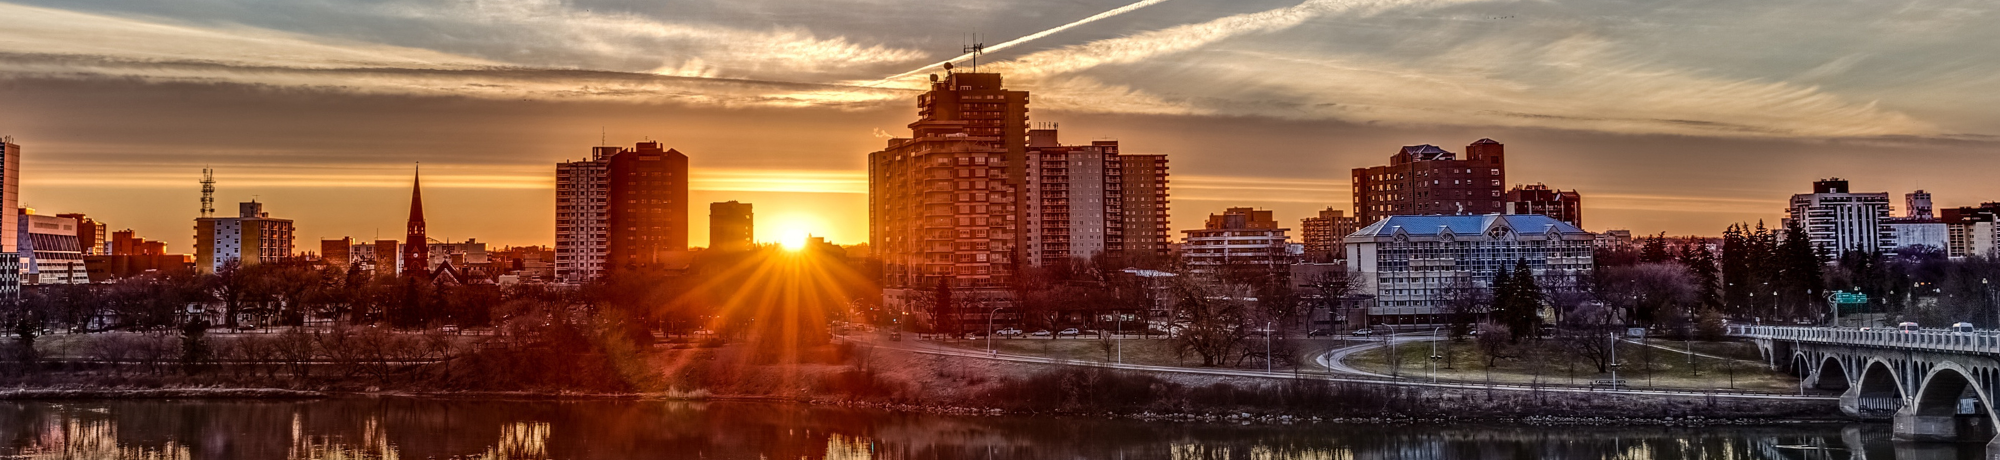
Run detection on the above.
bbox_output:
[1733,325,2000,355]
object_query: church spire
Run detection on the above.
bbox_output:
[403,164,429,278]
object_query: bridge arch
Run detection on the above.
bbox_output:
[1814,356,1851,391]
[1905,363,1998,443]
[1854,359,1905,418]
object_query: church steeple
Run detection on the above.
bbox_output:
[403,164,429,278]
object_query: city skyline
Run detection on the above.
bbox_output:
[3,0,1998,248]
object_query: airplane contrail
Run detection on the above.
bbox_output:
[874,0,1177,83]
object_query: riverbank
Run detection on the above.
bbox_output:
[0,335,1844,424]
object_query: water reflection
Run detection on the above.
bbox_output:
[0,398,1983,459]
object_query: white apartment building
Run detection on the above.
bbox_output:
[1345,214,1594,324]
[1785,178,1893,255]
[1180,207,1293,272]
[555,147,614,283]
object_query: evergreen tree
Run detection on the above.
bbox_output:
[1775,219,1827,321]
[1679,241,1722,310]
[1505,259,1543,340]
[1640,233,1673,263]
[1719,224,1751,315]
[932,281,956,334]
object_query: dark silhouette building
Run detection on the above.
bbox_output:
[1350,139,1507,225]
[606,141,690,271]
[708,201,754,252]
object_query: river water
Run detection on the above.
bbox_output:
[0,398,1976,459]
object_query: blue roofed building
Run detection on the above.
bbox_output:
[1344,214,1594,326]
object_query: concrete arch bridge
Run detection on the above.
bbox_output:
[1740,325,2000,450]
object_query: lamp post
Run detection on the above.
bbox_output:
[1265,321,1273,373]
[987,306,1006,355]
[1429,326,1442,383]
[1608,331,1620,389]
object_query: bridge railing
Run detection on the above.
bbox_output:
[1730,325,2000,354]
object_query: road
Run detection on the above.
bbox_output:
[862,335,1832,401]
[1314,335,1440,378]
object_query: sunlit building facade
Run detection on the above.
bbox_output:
[193,201,296,274]
[870,71,1027,313]
[17,209,87,285]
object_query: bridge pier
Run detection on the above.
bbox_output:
[1892,407,1963,442]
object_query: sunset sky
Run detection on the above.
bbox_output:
[1,0,1995,249]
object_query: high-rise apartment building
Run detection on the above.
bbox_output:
[1784,178,1893,255]
[1180,207,1294,273]
[556,142,689,282]
[193,201,296,274]
[555,146,615,283]
[0,138,20,296]
[1351,139,1507,226]
[709,201,754,252]
[1019,127,1172,266]
[869,71,1026,310]
[606,141,690,271]
[1300,207,1360,262]
[1503,183,1583,229]
[17,209,87,285]
[1118,153,1171,259]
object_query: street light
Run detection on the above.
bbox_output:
[1429,326,1442,383]
[1265,321,1273,373]
[987,306,1007,355]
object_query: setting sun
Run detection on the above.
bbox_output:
[779,228,809,251]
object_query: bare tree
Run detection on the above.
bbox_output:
[1554,303,1619,373]
[1170,279,1250,367]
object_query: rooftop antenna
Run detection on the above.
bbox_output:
[200,167,216,218]
[963,39,985,73]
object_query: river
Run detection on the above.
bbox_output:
[0,398,1974,459]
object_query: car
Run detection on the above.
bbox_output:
[1350,329,1373,336]
[1030,330,1052,337]
[994,328,1023,337]
[1306,329,1332,337]
[441,325,460,334]
[1057,328,1080,337]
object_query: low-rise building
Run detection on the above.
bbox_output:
[1181,207,1293,275]
[1345,214,1593,325]
[17,208,87,285]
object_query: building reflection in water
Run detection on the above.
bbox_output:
[0,399,1988,459]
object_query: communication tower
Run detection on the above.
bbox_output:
[200,167,215,218]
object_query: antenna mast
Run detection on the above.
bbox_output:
[200,167,216,218]
[963,40,985,73]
